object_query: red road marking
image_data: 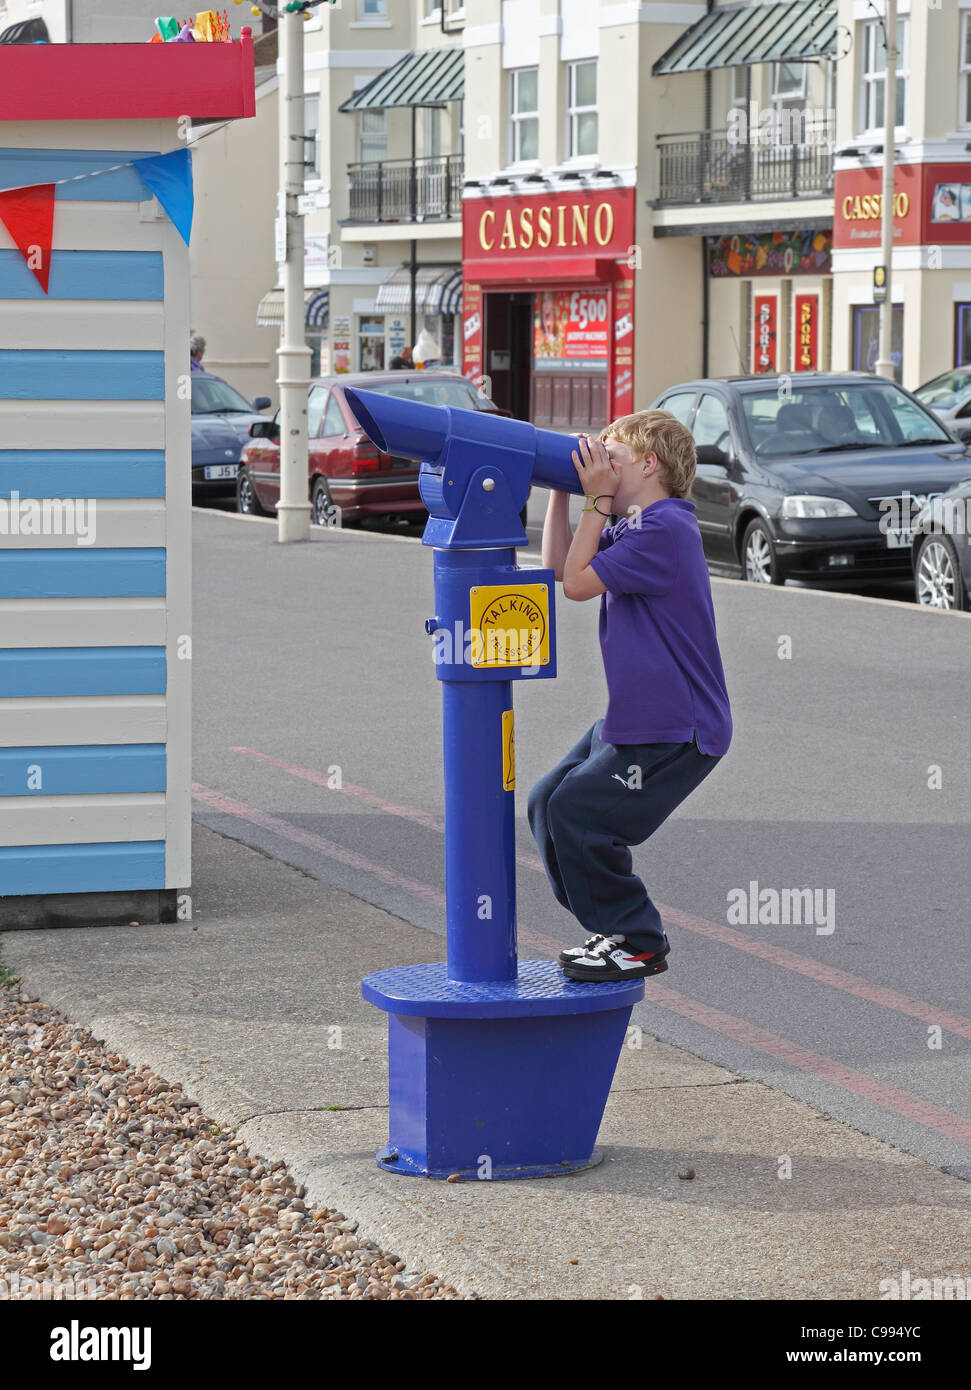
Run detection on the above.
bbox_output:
[226,746,971,1040]
[652,985,971,1147]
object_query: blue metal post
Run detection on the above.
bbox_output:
[437,547,517,983]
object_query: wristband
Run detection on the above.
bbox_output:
[582,494,616,516]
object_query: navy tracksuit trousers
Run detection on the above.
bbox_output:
[527,719,722,953]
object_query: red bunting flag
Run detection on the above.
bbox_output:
[0,183,55,293]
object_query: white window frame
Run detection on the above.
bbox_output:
[859,16,908,138]
[358,107,387,165]
[961,12,971,129]
[509,67,539,166]
[565,59,598,161]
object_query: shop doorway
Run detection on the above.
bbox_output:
[483,292,532,419]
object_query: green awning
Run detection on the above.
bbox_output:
[653,1,835,75]
[339,46,463,111]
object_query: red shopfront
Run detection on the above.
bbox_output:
[461,187,635,432]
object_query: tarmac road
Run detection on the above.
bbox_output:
[191,506,971,1181]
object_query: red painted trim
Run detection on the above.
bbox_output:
[0,34,255,123]
[462,255,621,285]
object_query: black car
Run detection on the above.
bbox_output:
[910,481,971,610]
[650,373,971,585]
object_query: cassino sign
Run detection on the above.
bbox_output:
[477,201,617,252]
[841,191,910,222]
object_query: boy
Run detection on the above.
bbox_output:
[528,410,732,982]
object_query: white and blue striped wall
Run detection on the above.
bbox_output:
[0,121,191,901]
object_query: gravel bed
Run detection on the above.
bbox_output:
[0,983,459,1300]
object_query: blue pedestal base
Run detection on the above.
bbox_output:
[362,960,644,1181]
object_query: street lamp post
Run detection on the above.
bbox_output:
[874,0,898,381]
[240,0,335,541]
[276,5,312,542]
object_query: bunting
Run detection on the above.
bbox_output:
[0,148,194,292]
[0,183,55,292]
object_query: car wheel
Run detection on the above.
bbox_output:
[311,477,338,527]
[915,533,966,610]
[236,468,266,516]
[741,518,783,585]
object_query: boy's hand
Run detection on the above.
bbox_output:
[572,435,619,499]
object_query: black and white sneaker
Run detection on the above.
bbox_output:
[557,934,610,966]
[562,935,670,982]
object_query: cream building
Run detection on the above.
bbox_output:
[187,0,971,414]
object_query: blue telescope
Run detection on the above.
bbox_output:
[344,387,584,549]
[346,386,643,1180]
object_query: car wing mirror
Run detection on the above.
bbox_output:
[253,396,272,412]
[695,443,730,469]
[248,419,279,439]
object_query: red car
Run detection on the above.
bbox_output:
[237,371,508,525]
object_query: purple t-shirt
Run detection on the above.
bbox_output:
[588,498,732,754]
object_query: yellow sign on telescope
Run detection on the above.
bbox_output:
[468,583,550,669]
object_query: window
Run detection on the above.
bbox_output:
[425,106,442,159]
[566,60,597,159]
[509,68,538,164]
[358,315,385,372]
[360,0,387,16]
[961,14,971,128]
[659,392,697,427]
[359,108,387,164]
[851,304,903,382]
[323,393,347,436]
[957,305,971,366]
[730,64,749,112]
[769,61,808,147]
[860,18,908,134]
[692,394,732,451]
[307,386,329,438]
[304,93,320,180]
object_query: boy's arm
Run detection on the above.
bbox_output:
[562,508,608,600]
[541,489,574,579]
[562,434,615,601]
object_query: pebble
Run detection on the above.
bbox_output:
[0,984,460,1301]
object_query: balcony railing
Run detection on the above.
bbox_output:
[656,131,834,207]
[346,154,464,224]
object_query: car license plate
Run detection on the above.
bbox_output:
[204,464,238,480]
[885,528,914,548]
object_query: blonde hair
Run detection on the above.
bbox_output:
[600,409,697,499]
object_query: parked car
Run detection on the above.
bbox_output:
[649,372,971,585]
[910,479,971,610]
[191,372,271,500]
[913,368,971,443]
[237,370,513,525]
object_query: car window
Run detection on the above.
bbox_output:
[659,392,696,427]
[886,393,953,442]
[323,393,346,436]
[692,394,732,451]
[363,379,481,410]
[915,371,971,409]
[191,375,253,415]
[739,383,952,455]
[307,387,329,438]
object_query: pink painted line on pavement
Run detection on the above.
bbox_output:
[193,779,554,955]
[651,984,971,1147]
[227,745,971,1041]
[194,775,971,1149]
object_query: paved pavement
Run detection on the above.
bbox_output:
[190,508,971,1179]
[4,822,970,1301]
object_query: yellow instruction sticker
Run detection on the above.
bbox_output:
[502,709,515,791]
[469,583,550,668]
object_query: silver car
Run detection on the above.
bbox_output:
[913,369,971,444]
